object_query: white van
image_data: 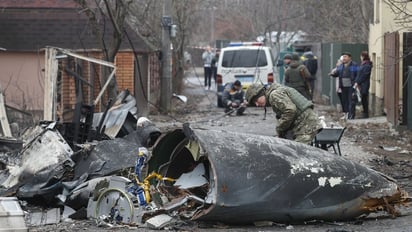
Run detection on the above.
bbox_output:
[216,42,275,107]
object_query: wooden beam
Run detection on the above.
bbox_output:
[43,47,58,121]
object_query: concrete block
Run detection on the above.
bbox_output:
[145,214,173,229]
[0,197,28,231]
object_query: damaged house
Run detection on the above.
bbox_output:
[0,1,163,229]
[0,0,161,128]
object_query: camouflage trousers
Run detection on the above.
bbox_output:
[288,108,321,145]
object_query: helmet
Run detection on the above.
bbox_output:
[245,83,264,105]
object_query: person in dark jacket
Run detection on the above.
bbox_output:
[331,52,358,119]
[211,51,220,85]
[222,80,247,115]
[284,53,312,100]
[301,47,318,99]
[354,51,372,118]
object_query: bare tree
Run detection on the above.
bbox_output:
[172,0,202,94]
[128,0,203,94]
[74,0,374,110]
[188,0,373,46]
[75,0,132,104]
[197,0,306,66]
[242,0,306,61]
[383,0,412,29]
[300,0,373,43]
[127,0,163,50]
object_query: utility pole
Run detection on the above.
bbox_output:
[160,0,173,113]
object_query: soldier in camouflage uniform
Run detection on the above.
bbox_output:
[245,83,321,145]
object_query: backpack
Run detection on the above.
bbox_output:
[304,56,318,76]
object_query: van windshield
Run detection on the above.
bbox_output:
[222,50,268,67]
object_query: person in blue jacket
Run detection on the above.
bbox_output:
[330,52,358,119]
[222,80,247,115]
[354,51,372,118]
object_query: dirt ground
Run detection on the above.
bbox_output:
[28,68,412,231]
[317,105,412,196]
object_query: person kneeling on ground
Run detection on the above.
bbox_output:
[222,80,247,116]
[245,82,321,145]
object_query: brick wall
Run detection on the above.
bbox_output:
[59,51,136,121]
[115,52,135,94]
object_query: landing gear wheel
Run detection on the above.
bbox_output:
[95,188,134,224]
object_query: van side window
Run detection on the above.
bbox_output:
[222,50,268,68]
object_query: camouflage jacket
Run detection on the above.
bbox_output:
[265,83,320,144]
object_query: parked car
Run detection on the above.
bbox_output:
[216,42,275,107]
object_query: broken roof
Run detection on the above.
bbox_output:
[0,1,151,52]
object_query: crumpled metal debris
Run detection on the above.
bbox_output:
[92,90,138,139]
[73,138,140,179]
[0,93,161,215]
[149,124,410,224]
[1,84,409,227]
[26,208,60,226]
[86,124,410,226]
[0,122,74,201]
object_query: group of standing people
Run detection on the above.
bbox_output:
[282,48,372,120]
[330,51,372,119]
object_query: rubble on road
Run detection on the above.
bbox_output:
[85,123,409,228]
[0,90,163,230]
[143,124,409,224]
[0,105,411,230]
[0,57,410,230]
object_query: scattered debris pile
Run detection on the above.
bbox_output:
[0,91,160,228]
[0,96,410,230]
[135,124,409,225]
